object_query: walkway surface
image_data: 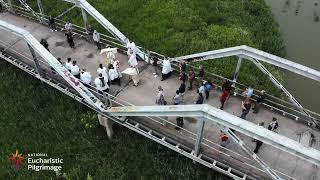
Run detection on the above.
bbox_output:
[1,12,319,180]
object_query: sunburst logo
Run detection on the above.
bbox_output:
[9,150,25,169]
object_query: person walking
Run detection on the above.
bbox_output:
[40,38,49,52]
[173,90,181,105]
[253,122,265,153]
[64,22,72,32]
[97,64,109,85]
[268,117,279,131]
[80,68,92,86]
[253,90,266,113]
[65,31,75,48]
[156,86,166,105]
[161,59,172,81]
[240,98,252,119]
[219,131,229,147]
[64,58,72,72]
[219,90,229,110]
[109,64,121,86]
[93,30,101,50]
[175,116,184,130]
[204,80,214,100]
[188,69,195,90]
[95,73,109,94]
[70,60,80,79]
[48,16,57,32]
[178,81,186,102]
[195,90,204,104]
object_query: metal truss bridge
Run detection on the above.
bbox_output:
[0,1,320,179]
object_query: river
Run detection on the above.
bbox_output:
[264,0,320,113]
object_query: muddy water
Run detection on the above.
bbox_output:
[265,0,320,112]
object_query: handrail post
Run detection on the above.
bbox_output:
[194,118,205,157]
[27,43,42,76]
[80,7,88,36]
[232,57,242,88]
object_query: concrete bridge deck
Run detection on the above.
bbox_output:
[1,12,319,180]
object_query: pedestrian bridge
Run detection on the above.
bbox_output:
[1,1,320,180]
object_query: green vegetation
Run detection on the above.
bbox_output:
[1,0,285,179]
[0,60,229,179]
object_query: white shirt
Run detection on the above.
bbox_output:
[97,67,109,81]
[128,53,138,67]
[70,65,80,75]
[162,59,172,74]
[65,23,72,31]
[93,31,100,42]
[198,85,205,94]
[65,62,72,70]
[80,71,92,84]
[94,77,109,91]
[109,69,119,81]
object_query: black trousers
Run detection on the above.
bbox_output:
[95,41,101,50]
[205,90,210,99]
[111,77,121,86]
[253,140,263,153]
[161,71,172,80]
[74,73,80,79]
[176,117,184,128]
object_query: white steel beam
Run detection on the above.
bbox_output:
[107,104,320,166]
[170,45,320,82]
[0,20,106,112]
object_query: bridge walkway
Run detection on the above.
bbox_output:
[0,12,319,180]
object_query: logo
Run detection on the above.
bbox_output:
[9,150,25,169]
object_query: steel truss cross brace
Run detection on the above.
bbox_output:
[0,20,106,112]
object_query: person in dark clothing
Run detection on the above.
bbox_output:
[188,69,195,90]
[204,80,214,99]
[196,90,204,104]
[240,98,252,119]
[253,122,265,153]
[253,90,266,113]
[221,79,232,93]
[48,16,57,31]
[180,61,186,74]
[268,117,279,131]
[178,81,186,102]
[40,38,49,52]
[65,31,75,48]
[86,24,94,41]
[196,65,205,86]
[179,72,187,83]
[175,116,184,130]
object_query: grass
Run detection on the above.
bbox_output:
[0,60,230,179]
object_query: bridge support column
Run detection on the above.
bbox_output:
[36,0,45,23]
[27,44,43,76]
[98,114,114,139]
[194,118,205,157]
[232,57,242,87]
[80,7,88,33]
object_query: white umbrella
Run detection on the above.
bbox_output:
[122,68,139,76]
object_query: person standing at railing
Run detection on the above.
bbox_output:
[243,86,254,98]
[188,69,195,90]
[93,30,101,50]
[179,61,186,74]
[64,22,72,32]
[48,16,57,32]
[195,65,205,86]
[161,59,172,81]
[128,50,138,68]
[253,90,266,113]
[80,68,92,86]
[65,31,75,48]
[86,24,94,42]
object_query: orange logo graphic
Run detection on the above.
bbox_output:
[9,150,25,169]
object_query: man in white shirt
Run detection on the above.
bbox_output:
[93,30,101,50]
[64,58,72,72]
[70,60,80,79]
[95,73,109,94]
[109,64,121,86]
[161,59,172,81]
[80,68,92,86]
[97,64,109,85]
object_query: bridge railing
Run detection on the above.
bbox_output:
[4,4,320,127]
